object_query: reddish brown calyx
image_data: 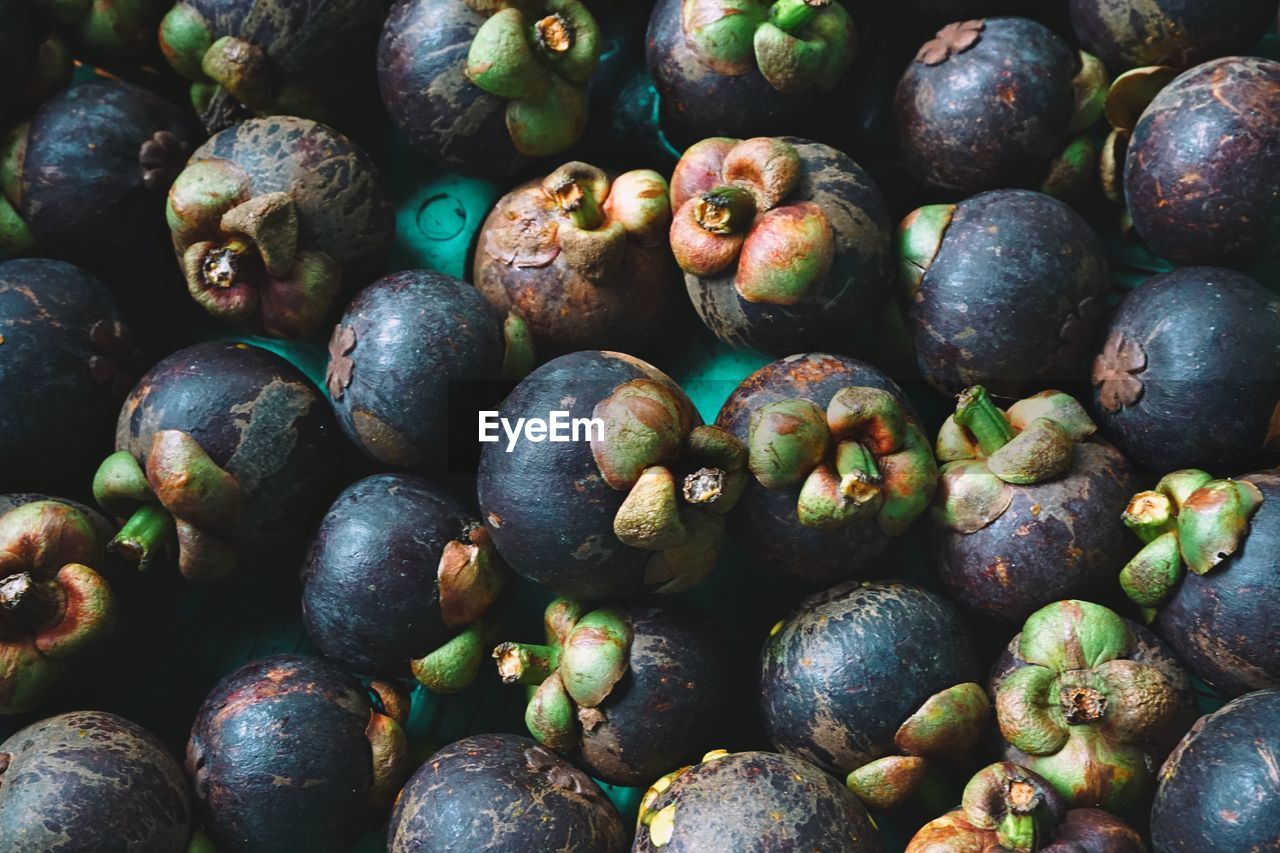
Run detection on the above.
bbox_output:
[138,130,191,193]
[916,19,984,66]
[437,523,505,628]
[1092,332,1146,412]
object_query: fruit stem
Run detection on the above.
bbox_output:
[1122,490,1176,543]
[769,0,828,34]
[532,13,574,57]
[493,641,561,685]
[694,186,757,235]
[549,178,602,230]
[682,467,726,505]
[110,504,176,572]
[954,386,1015,456]
[0,572,57,629]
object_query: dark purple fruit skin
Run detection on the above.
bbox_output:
[633,751,883,852]
[388,733,627,853]
[1052,809,1148,852]
[895,17,1078,196]
[910,190,1109,397]
[301,473,471,679]
[187,654,378,853]
[14,80,201,276]
[715,353,919,584]
[0,259,135,492]
[0,711,192,853]
[684,140,893,355]
[1125,57,1280,268]
[377,0,526,178]
[1151,689,1280,852]
[935,440,1137,622]
[477,351,698,600]
[327,270,504,471]
[1070,0,1278,72]
[116,341,338,555]
[1092,268,1280,475]
[760,581,978,775]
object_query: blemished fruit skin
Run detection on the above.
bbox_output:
[1070,0,1279,72]
[0,711,192,852]
[1151,689,1280,852]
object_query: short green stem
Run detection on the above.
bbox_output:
[769,0,826,34]
[954,386,1016,456]
[494,641,561,685]
[551,179,603,230]
[110,504,176,572]
[1122,491,1176,543]
[694,186,757,235]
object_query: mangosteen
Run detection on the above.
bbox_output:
[1152,689,1280,852]
[669,136,893,354]
[901,189,1110,396]
[635,749,882,851]
[166,115,393,338]
[715,353,937,584]
[1091,267,1280,474]
[41,0,167,66]
[474,161,679,357]
[493,598,727,787]
[0,258,139,492]
[302,474,504,693]
[991,600,1196,813]
[92,341,338,582]
[158,0,384,132]
[931,387,1135,621]
[378,0,602,178]
[0,710,192,852]
[761,580,987,811]
[0,80,201,276]
[325,269,531,471]
[1124,57,1280,267]
[187,654,409,853]
[388,734,626,852]
[645,0,857,143]
[894,18,1107,197]
[1119,469,1280,696]
[907,761,1146,853]
[478,350,746,599]
[0,0,70,123]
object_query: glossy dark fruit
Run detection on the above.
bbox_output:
[633,750,882,852]
[1091,267,1280,474]
[0,259,137,492]
[388,734,627,853]
[1070,0,1278,72]
[1152,689,1280,852]
[1125,57,1280,267]
[903,190,1110,397]
[188,654,408,853]
[0,711,192,852]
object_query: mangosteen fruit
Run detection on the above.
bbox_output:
[761,580,987,811]
[907,761,1146,853]
[901,189,1110,396]
[894,18,1107,197]
[0,710,192,852]
[378,0,602,178]
[634,749,882,851]
[931,387,1135,621]
[0,0,70,123]
[1124,57,1280,267]
[388,733,627,852]
[645,0,857,142]
[474,161,679,357]
[41,0,167,66]
[302,474,504,693]
[92,341,338,582]
[1091,267,1280,474]
[1119,469,1280,696]
[493,598,727,787]
[669,136,893,354]
[325,269,532,471]
[0,258,139,492]
[166,115,393,339]
[1151,689,1280,852]
[158,0,384,132]
[715,353,937,584]
[187,654,409,853]
[477,350,746,599]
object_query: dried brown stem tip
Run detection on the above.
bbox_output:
[535,14,574,53]
[682,468,725,505]
[202,244,244,288]
[1007,778,1040,813]
[1061,685,1106,724]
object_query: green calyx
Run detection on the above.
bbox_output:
[411,620,491,693]
[845,755,928,810]
[437,525,504,628]
[896,203,953,298]
[693,186,757,235]
[0,123,33,257]
[501,311,536,380]
[1040,135,1097,200]
[158,4,285,118]
[1069,51,1109,135]
[960,763,1054,851]
[43,0,155,63]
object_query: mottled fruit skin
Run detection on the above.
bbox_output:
[0,259,136,492]
[895,17,1080,195]
[326,270,505,470]
[1091,268,1280,474]
[1152,690,1280,852]
[716,353,919,583]
[0,711,192,852]
[633,751,882,852]
[115,341,338,556]
[761,581,978,775]
[909,190,1109,397]
[188,654,382,853]
[1070,0,1278,72]
[1125,57,1280,267]
[389,733,627,852]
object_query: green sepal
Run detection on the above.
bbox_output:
[220,192,299,277]
[753,24,826,95]
[146,430,241,533]
[932,459,1012,534]
[845,755,928,811]
[796,462,879,530]
[1176,478,1263,575]
[686,424,748,473]
[525,671,578,751]
[1040,136,1098,200]
[110,504,175,572]
[591,379,691,490]
[467,8,550,99]
[997,813,1037,852]
[826,386,906,453]
[501,311,536,380]
[411,621,488,694]
[201,36,273,111]
[895,681,990,759]
[505,75,588,157]
[35,563,116,659]
[897,204,954,298]
[1119,531,1183,607]
[1019,725,1148,813]
[680,0,764,76]
[642,511,724,593]
[747,398,830,488]
[986,417,1073,485]
[0,195,34,256]
[935,415,979,462]
[544,598,585,644]
[877,423,938,537]
[803,3,856,90]
[1154,469,1214,509]
[1104,65,1180,134]
[1093,658,1178,743]
[159,3,214,81]
[1068,51,1108,134]
[93,451,154,517]
[995,664,1068,756]
[560,607,631,708]
[614,466,689,550]
[1122,490,1175,543]
[0,643,62,715]
[1019,600,1131,672]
